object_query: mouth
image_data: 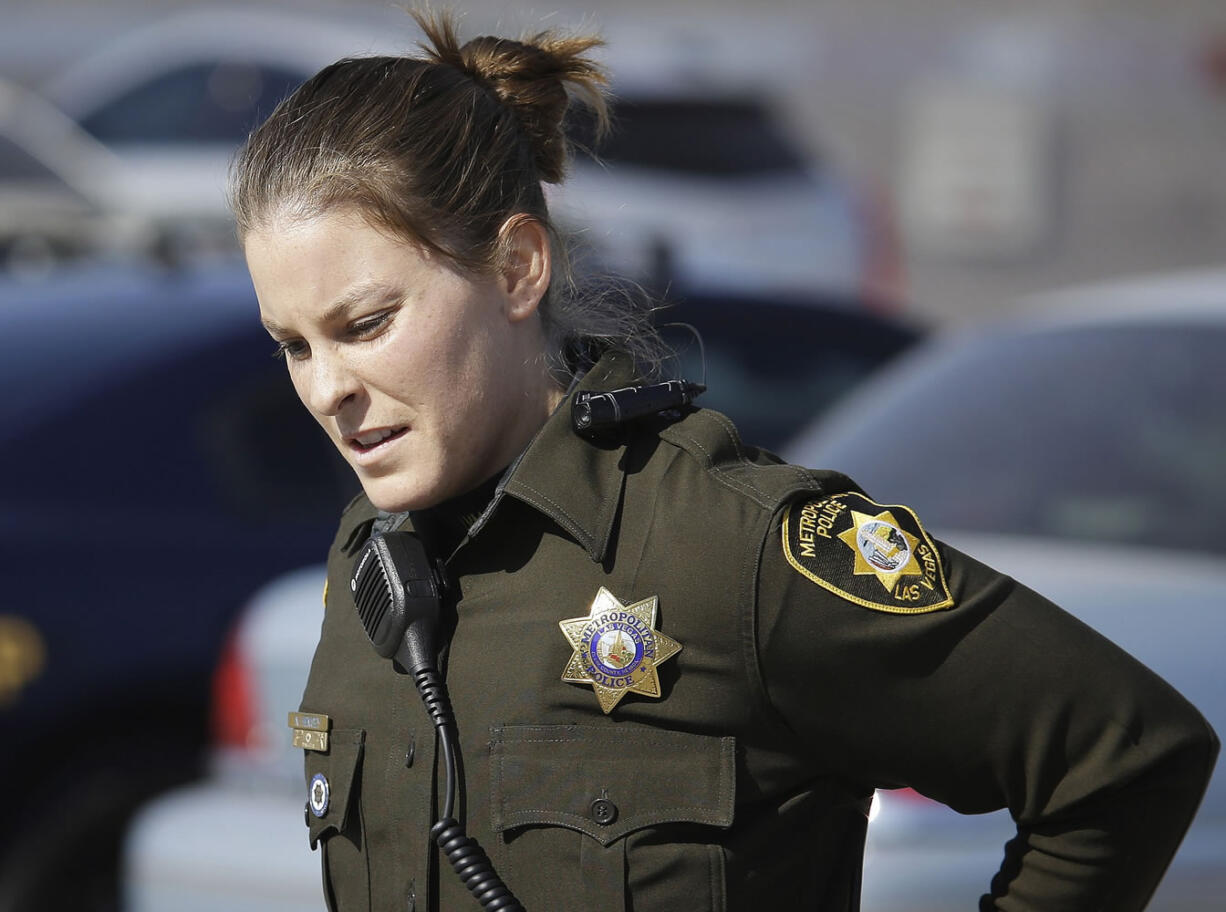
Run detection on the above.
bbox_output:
[345,426,409,456]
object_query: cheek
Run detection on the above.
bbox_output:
[374,322,486,407]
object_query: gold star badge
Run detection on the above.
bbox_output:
[837,508,924,592]
[559,588,682,714]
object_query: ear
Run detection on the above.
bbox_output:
[497,215,551,323]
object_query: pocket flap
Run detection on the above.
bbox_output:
[304,727,365,849]
[490,724,735,847]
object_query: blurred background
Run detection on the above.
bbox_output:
[0,1,1223,910]
[4,0,1226,321]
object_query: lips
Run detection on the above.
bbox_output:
[346,426,408,454]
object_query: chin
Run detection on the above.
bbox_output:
[360,475,444,514]
[364,487,430,514]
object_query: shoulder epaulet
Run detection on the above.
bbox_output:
[780,491,953,614]
[658,408,850,511]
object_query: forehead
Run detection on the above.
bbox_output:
[246,206,397,265]
[244,209,433,322]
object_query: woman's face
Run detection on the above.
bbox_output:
[244,207,557,512]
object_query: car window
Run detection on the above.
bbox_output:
[793,323,1226,554]
[660,294,917,451]
[79,61,307,144]
[568,99,808,177]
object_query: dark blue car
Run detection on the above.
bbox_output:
[0,258,355,911]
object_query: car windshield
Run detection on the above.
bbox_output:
[78,61,307,144]
[790,322,1226,555]
[567,98,808,177]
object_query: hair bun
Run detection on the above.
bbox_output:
[416,12,609,183]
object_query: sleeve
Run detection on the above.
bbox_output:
[756,491,1219,912]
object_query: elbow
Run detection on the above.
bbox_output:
[1189,712,1220,790]
[1148,700,1219,803]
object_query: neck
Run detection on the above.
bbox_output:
[475,351,565,489]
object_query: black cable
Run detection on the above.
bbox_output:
[353,535,527,911]
[413,667,457,819]
[430,729,523,910]
[659,320,707,389]
[413,666,524,911]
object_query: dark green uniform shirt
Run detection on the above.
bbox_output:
[299,352,1217,911]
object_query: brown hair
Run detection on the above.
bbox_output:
[231,11,670,376]
[231,11,608,260]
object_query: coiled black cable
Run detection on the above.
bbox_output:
[431,815,524,911]
[415,668,525,912]
[413,667,454,730]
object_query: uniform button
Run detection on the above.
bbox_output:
[590,798,618,825]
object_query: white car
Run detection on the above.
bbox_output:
[40,8,896,300]
[786,268,1226,911]
[548,89,889,299]
[39,7,406,263]
[546,16,899,301]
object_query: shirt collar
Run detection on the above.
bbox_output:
[497,350,640,563]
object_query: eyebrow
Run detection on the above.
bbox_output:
[260,280,403,337]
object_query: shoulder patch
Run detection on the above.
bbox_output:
[782,492,953,614]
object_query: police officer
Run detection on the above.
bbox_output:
[234,12,1218,911]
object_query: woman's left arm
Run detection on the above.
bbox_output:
[756,495,1219,911]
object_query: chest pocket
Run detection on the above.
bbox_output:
[304,728,369,912]
[491,724,735,912]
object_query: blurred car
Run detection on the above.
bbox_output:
[0,78,152,273]
[123,566,328,912]
[39,9,899,301]
[654,289,919,450]
[0,257,357,912]
[121,286,921,910]
[35,8,404,265]
[785,268,1226,911]
[553,91,899,302]
[548,16,901,304]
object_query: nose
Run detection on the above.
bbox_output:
[302,347,361,417]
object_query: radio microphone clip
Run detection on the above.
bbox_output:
[571,379,705,435]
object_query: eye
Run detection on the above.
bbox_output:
[348,311,392,340]
[271,339,310,361]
